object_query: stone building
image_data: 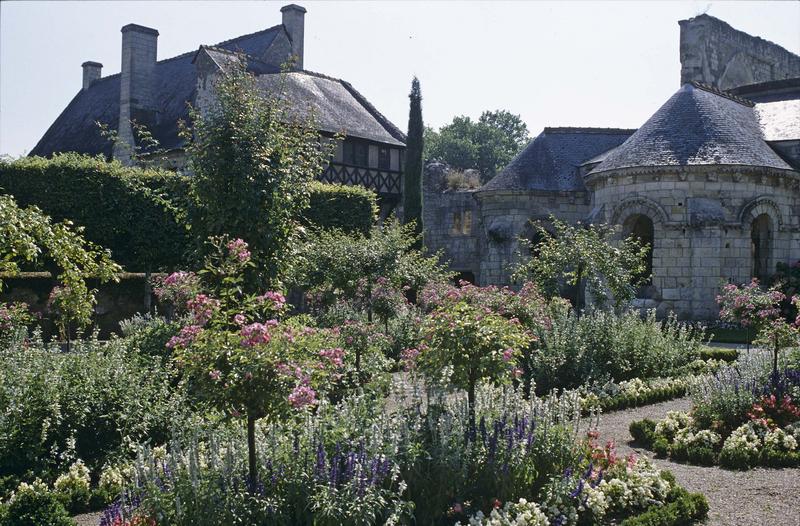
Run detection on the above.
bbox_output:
[30,4,407,214]
[425,15,800,319]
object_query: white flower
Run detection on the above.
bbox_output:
[54,459,90,496]
[764,428,798,452]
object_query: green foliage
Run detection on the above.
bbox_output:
[0,335,188,482]
[119,314,181,360]
[698,346,739,362]
[417,299,531,413]
[619,486,708,526]
[0,153,191,272]
[0,194,120,336]
[184,61,334,289]
[629,419,657,446]
[1,483,75,526]
[293,219,453,318]
[424,110,529,182]
[531,309,702,393]
[303,181,378,235]
[404,77,424,237]
[514,217,650,310]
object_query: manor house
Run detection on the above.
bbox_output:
[424,14,800,319]
[30,4,407,216]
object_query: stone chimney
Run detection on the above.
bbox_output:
[81,61,102,91]
[114,23,159,163]
[281,4,306,70]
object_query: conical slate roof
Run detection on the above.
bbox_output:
[481,127,634,192]
[590,83,793,174]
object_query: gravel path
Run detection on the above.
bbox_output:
[594,397,800,526]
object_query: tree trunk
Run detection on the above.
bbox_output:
[574,263,584,313]
[247,413,257,486]
[772,332,779,389]
[144,266,152,314]
[467,379,477,427]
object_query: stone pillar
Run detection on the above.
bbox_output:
[114,23,159,164]
[281,4,306,70]
[81,61,102,91]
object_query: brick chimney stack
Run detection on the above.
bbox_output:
[81,61,102,91]
[114,23,159,164]
[281,4,306,70]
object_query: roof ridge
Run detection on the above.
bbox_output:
[543,127,637,135]
[82,24,284,84]
[688,81,755,107]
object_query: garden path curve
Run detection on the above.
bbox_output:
[594,397,800,526]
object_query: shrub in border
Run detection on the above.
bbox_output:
[698,346,739,363]
[620,486,709,526]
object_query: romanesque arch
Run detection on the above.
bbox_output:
[738,197,784,231]
[610,196,669,226]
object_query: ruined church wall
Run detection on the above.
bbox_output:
[679,15,800,91]
[476,190,591,286]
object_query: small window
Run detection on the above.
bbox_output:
[378,147,390,170]
[450,210,472,236]
[451,212,462,235]
[343,140,368,166]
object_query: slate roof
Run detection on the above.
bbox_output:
[754,100,800,141]
[481,127,635,192]
[590,83,795,174]
[253,72,405,145]
[30,24,404,157]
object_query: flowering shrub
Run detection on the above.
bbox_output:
[1,478,73,526]
[654,411,691,442]
[0,301,35,343]
[416,297,531,415]
[717,279,784,329]
[466,498,549,526]
[53,459,91,512]
[633,356,800,469]
[151,271,201,317]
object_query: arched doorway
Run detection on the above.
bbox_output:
[622,214,654,286]
[751,214,772,282]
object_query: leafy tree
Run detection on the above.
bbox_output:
[425,110,529,182]
[182,60,334,290]
[404,77,424,239]
[0,194,120,339]
[293,220,453,317]
[171,238,339,484]
[513,217,649,311]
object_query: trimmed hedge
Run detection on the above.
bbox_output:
[304,181,378,235]
[0,154,191,272]
[620,486,709,526]
[598,384,688,413]
[698,346,739,362]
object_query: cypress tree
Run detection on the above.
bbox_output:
[404,77,424,240]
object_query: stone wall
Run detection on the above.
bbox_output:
[679,14,800,90]
[1,273,156,339]
[587,166,800,318]
[423,162,482,280]
[475,190,592,286]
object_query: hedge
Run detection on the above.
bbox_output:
[0,154,191,272]
[304,181,378,235]
[698,346,739,362]
[620,486,709,526]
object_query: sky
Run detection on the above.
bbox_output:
[1,1,799,157]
